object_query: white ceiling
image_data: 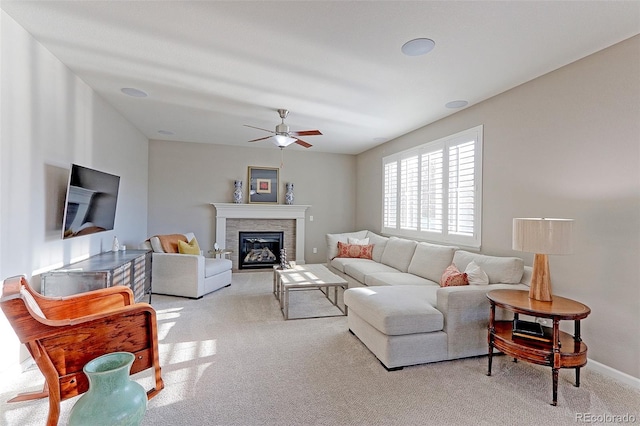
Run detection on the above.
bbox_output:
[2,1,639,155]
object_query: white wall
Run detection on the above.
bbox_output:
[356,36,640,380]
[147,140,357,264]
[0,12,149,371]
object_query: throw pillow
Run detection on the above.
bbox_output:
[178,237,201,255]
[465,261,489,285]
[336,241,374,259]
[156,234,188,253]
[348,237,370,245]
[440,264,469,287]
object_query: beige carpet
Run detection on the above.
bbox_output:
[1,271,639,425]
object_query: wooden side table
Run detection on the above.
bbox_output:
[486,290,590,406]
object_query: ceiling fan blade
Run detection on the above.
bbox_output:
[290,130,322,137]
[248,136,272,143]
[294,138,313,148]
[244,124,275,134]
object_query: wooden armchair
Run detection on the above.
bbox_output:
[1,275,164,426]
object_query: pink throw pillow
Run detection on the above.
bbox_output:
[440,264,469,287]
[336,242,374,259]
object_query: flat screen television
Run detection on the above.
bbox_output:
[62,164,120,239]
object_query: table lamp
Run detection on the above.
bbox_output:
[512,218,573,302]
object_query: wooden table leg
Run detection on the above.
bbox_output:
[487,302,495,376]
[552,368,559,406]
[574,319,582,387]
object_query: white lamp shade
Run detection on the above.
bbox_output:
[272,135,297,148]
[512,218,573,255]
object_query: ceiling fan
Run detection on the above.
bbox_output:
[244,109,322,148]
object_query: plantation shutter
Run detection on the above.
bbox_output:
[383,161,398,228]
[382,125,482,248]
[420,149,444,232]
[400,156,419,230]
[448,141,475,236]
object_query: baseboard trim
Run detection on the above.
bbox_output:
[586,358,640,390]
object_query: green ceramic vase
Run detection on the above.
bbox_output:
[68,352,147,426]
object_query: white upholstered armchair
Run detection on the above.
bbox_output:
[141,232,232,299]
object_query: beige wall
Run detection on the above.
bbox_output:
[0,12,150,371]
[356,36,640,379]
[147,141,357,264]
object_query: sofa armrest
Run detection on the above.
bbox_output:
[436,283,529,359]
[151,252,205,298]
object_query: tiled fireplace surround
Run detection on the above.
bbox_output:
[212,203,310,271]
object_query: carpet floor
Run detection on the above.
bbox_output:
[1,271,638,425]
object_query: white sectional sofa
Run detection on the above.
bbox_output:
[326,230,531,370]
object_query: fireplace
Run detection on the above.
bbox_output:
[239,231,284,270]
[212,203,310,270]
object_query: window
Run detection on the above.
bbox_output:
[382,125,483,248]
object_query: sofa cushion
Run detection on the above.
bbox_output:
[336,242,374,259]
[366,231,389,263]
[326,230,369,260]
[380,237,417,272]
[149,237,164,253]
[407,242,457,282]
[344,261,399,283]
[348,237,369,245]
[364,272,437,287]
[330,257,373,273]
[204,258,232,278]
[344,286,443,336]
[453,250,524,284]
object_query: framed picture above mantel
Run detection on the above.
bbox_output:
[248,166,279,204]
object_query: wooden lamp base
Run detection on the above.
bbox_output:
[529,253,552,302]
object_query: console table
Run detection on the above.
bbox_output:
[41,249,152,303]
[486,289,590,406]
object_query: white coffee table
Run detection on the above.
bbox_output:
[273,264,348,320]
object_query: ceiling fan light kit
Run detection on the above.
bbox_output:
[245,109,322,149]
[273,135,297,148]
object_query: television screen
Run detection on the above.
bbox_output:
[62,164,120,239]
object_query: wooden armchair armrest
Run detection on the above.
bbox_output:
[35,286,135,321]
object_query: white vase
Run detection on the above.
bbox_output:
[285,183,294,205]
[112,236,120,252]
[233,180,243,204]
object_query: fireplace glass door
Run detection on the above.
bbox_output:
[239,232,284,270]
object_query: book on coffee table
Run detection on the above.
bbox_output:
[512,319,553,343]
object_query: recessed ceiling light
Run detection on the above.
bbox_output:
[157,130,174,135]
[401,38,435,56]
[445,100,468,109]
[121,87,148,98]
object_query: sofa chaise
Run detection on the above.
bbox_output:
[326,230,531,370]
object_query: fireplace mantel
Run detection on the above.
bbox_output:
[211,203,310,264]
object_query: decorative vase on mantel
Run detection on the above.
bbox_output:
[233,180,243,204]
[68,352,147,426]
[285,182,294,205]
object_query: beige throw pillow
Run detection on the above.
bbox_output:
[465,261,489,285]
